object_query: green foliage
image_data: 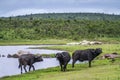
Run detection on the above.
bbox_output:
[1,13,120,40]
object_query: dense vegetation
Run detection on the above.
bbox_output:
[0,13,120,41]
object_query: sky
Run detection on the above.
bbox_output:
[0,0,120,17]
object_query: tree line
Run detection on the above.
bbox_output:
[0,13,120,40]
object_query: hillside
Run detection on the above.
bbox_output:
[11,13,120,21]
[0,13,120,41]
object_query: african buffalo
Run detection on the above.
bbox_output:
[18,54,43,74]
[72,48,102,68]
[55,52,71,71]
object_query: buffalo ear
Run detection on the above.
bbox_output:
[55,53,59,57]
[55,54,58,58]
[95,48,102,53]
[90,49,96,55]
[90,49,95,54]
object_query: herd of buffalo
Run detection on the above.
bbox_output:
[18,48,104,74]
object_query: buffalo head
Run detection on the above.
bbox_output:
[95,48,102,54]
[34,55,43,62]
[55,53,65,59]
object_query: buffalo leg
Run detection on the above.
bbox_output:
[29,65,32,71]
[32,65,35,71]
[20,66,23,74]
[89,61,91,67]
[63,63,67,71]
[72,59,77,68]
[60,63,63,71]
[24,65,27,72]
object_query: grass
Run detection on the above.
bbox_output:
[40,54,55,58]
[0,39,73,45]
[0,37,120,45]
[33,44,120,56]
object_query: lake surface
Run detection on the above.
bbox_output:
[0,45,64,77]
[0,45,63,56]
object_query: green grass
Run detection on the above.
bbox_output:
[0,38,120,45]
[40,54,55,58]
[0,39,72,45]
[34,44,120,56]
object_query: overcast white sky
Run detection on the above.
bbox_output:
[0,0,120,17]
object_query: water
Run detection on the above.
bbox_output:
[0,57,60,77]
[0,45,63,56]
[0,45,63,77]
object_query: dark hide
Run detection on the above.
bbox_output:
[18,54,43,74]
[72,48,102,68]
[55,52,71,71]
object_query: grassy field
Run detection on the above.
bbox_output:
[0,37,120,45]
[33,44,120,56]
[0,39,72,45]
[1,43,120,80]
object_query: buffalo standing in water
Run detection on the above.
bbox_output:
[18,54,43,74]
[55,52,71,71]
[72,48,102,68]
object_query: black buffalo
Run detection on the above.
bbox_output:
[72,48,102,68]
[18,54,43,74]
[55,52,71,71]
